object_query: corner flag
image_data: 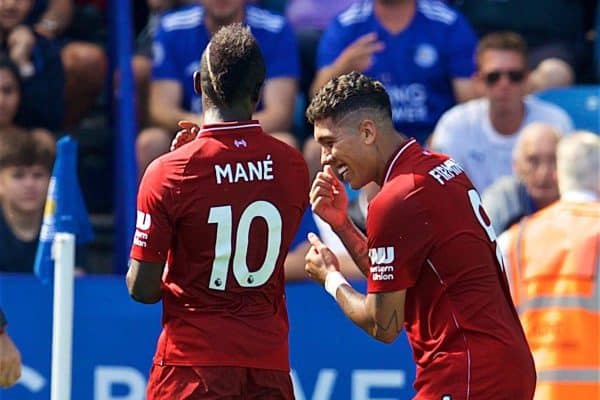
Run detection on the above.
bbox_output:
[34,136,94,282]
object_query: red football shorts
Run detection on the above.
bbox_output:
[146,364,294,399]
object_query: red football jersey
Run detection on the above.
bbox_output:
[130,121,309,371]
[367,139,536,399]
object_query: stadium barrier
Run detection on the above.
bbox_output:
[0,275,416,400]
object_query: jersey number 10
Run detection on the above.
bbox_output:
[208,200,282,291]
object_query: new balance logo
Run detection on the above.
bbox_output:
[136,211,152,230]
[234,139,248,148]
[368,246,395,265]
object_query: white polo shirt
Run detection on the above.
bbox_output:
[431,96,573,193]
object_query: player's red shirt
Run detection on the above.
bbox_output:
[367,139,536,399]
[130,121,309,371]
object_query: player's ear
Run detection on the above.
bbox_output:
[359,119,377,145]
[193,71,202,95]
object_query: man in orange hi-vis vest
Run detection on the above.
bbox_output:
[500,131,600,400]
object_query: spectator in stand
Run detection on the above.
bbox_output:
[0,131,53,273]
[482,122,562,235]
[499,132,600,400]
[285,0,359,144]
[311,0,477,144]
[0,127,87,274]
[132,0,191,128]
[430,32,573,194]
[302,0,478,178]
[136,0,300,173]
[0,55,54,199]
[20,0,107,129]
[0,56,54,154]
[452,0,595,91]
[0,0,106,131]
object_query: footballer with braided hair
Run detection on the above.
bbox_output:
[128,24,309,399]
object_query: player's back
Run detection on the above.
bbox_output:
[146,122,309,370]
[375,140,535,399]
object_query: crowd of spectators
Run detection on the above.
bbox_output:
[0,0,597,277]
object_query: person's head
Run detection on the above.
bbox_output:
[556,131,600,197]
[513,123,561,208]
[201,0,245,27]
[306,71,399,189]
[0,132,54,215]
[194,23,265,116]
[0,0,34,31]
[0,56,21,128]
[475,32,529,108]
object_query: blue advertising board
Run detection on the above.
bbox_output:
[0,275,415,399]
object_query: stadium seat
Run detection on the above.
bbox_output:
[535,85,600,134]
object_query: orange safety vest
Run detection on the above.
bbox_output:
[503,201,600,400]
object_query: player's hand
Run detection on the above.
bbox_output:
[170,120,200,151]
[0,332,21,388]
[310,165,349,230]
[305,233,340,285]
[335,32,385,73]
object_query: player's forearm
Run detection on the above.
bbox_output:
[334,218,371,277]
[335,285,377,337]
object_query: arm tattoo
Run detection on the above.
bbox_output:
[374,294,402,334]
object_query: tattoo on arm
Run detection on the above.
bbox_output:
[374,294,402,334]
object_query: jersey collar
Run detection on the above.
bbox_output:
[381,138,417,186]
[198,120,262,137]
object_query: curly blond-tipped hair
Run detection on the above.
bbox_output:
[306,71,392,125]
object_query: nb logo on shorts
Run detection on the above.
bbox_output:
[368,246,394,265]
[136,211,152,231]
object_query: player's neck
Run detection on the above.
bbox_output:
[375,130,407,183]
[202,108,253,125]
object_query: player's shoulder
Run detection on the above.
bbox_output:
[416,0,460,26]
[246,5,288,34]
[337,1,374,27]
[159,4,203,32]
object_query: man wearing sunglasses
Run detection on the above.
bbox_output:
[430,32,573,195]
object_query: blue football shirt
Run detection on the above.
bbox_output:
[317,0,477,143]
[152,4,300,113]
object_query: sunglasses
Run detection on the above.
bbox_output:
[483,69,526,86]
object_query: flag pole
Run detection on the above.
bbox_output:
[50,232,76,400]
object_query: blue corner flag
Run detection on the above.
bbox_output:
[34,136,94,283]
